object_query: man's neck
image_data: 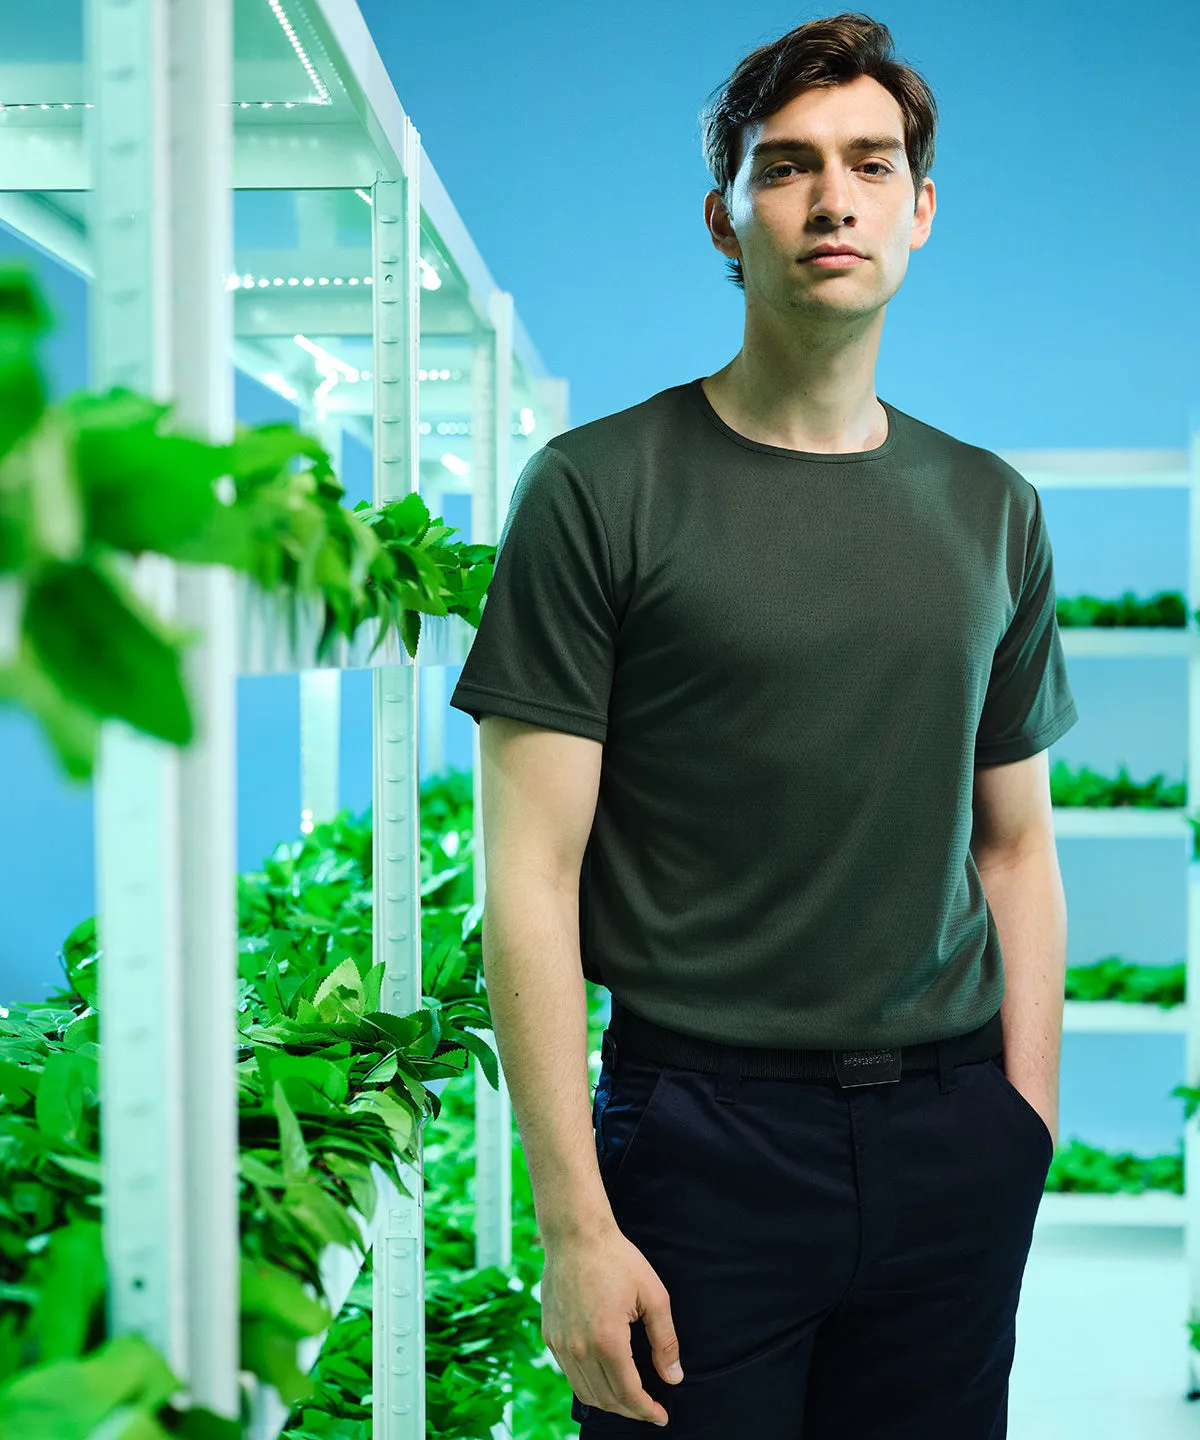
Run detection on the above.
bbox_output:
[703,352,887,456]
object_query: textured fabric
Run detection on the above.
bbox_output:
[449,377,1078,1049]
[568,1002,1052,1437]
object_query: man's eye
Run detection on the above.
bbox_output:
[764,162,891,179]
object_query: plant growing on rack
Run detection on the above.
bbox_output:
[0,262,496,779]
[0,777,549,1438]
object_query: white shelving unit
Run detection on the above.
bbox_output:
[997,435,1200,1394]
[0,1,567,1434]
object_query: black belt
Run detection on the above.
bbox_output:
[609,995,1004,1088]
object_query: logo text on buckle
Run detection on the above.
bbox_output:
[833,1047,902,1087]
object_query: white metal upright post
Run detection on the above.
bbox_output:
[90,0,240,1416]
[471,288,515,1440]
[370,124,426,1437]
[167,0,240,1420]
[418,469,447,779]
[87,0,190,1378]
[1187,418,1200,1398]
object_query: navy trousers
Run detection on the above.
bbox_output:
[571,1002,1054,1438]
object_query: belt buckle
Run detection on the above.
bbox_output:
[833,1046,902,1087]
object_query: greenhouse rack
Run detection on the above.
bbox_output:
[994,433,1200,1396]
[0,0,568,1435]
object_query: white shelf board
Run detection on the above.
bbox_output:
[1053,808,1190,839]
[1063,1000,1188,1034]
[235,575,473,674]
[998,447,1191,490]
[1060,628,1194,658]
[1037,1191,1185,1227]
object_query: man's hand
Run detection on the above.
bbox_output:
[541,1220,685,1427]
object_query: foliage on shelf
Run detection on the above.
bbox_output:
[0,263,496,780]
[0,774,511,1437]
[1056,590,1189,627]
[1049,758,1186,809]
[1046,1138,1182,1195]
[1065,956,1184,1007]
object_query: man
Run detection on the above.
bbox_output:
[449,12,1076,1438]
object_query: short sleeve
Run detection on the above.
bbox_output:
[448,443,616,742]
[974,486,1078,766]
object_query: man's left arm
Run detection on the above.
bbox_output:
[971,748,1069,1149]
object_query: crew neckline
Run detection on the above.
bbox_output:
[688,376,900,463]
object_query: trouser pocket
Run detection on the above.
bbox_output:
[593,1030,672,1200]
[983,1056,1055,1167]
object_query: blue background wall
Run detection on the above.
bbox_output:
[2,1,1199,1159]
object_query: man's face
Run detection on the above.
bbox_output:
[707,74,935,319]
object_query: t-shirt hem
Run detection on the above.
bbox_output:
[974,698,1078,766]
[449,684,608,742]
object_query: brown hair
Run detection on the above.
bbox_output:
[699,12,939,290]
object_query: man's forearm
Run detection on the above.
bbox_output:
[975,840,1068,1147]
[481,884,616,1247]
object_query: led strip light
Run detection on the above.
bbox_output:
[226,274,374,288]
[2,1,330,112]
[265,0,331,105]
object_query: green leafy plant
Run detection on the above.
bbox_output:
[1049,759,1186,809]
[1045,1138,1183,1195]
[1057,590,1189,627]
[1065,956,1185,1007]
[0,263,496,779]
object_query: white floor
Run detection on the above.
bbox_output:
[1010,1218,1200,1438]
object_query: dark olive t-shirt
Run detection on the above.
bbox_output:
[449,377,1078,1049]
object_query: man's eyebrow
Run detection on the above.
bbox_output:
[748,136,905,165]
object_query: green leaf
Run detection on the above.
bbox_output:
[311,956,365,1013]
[345,1089,416,1156]
[23,558,194,744]
[282,1175,365,1252]
[357,1051,398,1088]
[87,1406,175,1440]
[35,1050,90,1144]
[254,1048,350,1111]
[46,1152,104,1185]
[399,606,421,659]
[381,491,431,541]
[0,1057,35,1107]
[58,387,171,434]
[0,407,84,562]
[33,1219,106,1362]
[75,425,222,555]
[448,1026,500,1091]
[60,1011,99,1051]
[220,422,331,487]
[271,1078,311,1180]
[239,1255,330,1335]
[0,264,51,463]
[239,1152,284,1189]
[321,1152,378,1227]
[239,1316,315,1409]
[0,636,101,778]
[359,1009,428,1051]
[171,1405,243,1439]
[0,1331,181,1440]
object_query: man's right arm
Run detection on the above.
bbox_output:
[477,713,614,1246]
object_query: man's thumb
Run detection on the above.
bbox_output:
[642,1290,685,1384]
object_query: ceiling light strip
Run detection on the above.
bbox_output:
[266,0,331,105]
